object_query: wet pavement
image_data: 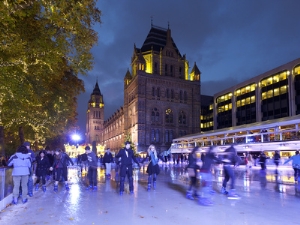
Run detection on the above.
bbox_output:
[0,163,299,225]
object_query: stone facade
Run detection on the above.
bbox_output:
[86,24,201,153]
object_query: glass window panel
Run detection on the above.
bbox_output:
[251,96,256,103]
[267,77,273,85]
[279,72,287,80]
[262,92,267,100]
[273,88,279,96]
[241,99,245,106]
[245,97,250,105]
[267,90,273,98]
[273,75,279,83]
[280,85,287,94]
[294,65,300,75]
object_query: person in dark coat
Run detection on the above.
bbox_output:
[141,144,160,191]
[35,150,51,192]
[103,148,114,177]
[273,150,281,169]
[85,146,98,190]
[115,141,140,195]
[45,146,54,181]
[50,148,74,192]
[259,151,267,170]
[185,146,200,200]
[220,145,242,199]
[24,141,35,197]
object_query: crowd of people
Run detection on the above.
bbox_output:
[2,140,300,206]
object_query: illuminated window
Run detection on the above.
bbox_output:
[279,71,287,80]
[267,90,273,98]
[236,100,240,107]
[267,77,273,85]
[245,97,250,105]
[241,99,245,106]
[273,75,279,83]
[294,65,300,75]
[262,92,267,100]
[280,85,287,94]
[251,96,255,103]
[274,88,279,96]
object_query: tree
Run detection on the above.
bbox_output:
[0,0,101,153]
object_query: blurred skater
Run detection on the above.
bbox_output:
[220,145,242,199]
[185,147,200,200]
[198,146,219,206]
[284,150,300,182]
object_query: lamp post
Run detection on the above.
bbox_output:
[72,134,80,147]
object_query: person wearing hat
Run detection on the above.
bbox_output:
[284,150,300,182]
[50,148,74,192]
[34,150,51,192]
[115,141,140,195]
[23,141,35,197]
[8,145,32,204]
[85,146,98,190]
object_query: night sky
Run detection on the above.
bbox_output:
[76,0,300,138]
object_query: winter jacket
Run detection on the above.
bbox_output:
[87,151,98,168]
[222,146,242,166]
[52,153,74,169]
[103,152,113,164]
[8,152,31,176]
[36,155,51,177]
[284,154,300,168]
[115,148,139,177]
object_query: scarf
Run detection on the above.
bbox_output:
[150,152,158,166]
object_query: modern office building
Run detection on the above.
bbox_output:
[214,58,300,130]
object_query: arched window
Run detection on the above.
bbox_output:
[165,108,173,123]
[184,91,187,103]
[165,130,169,143]
[180,90,183,101]
[151,129,160,143]
[155,129,160,142]
[171,89,174,100]
[157,87,160,98]
[179,111,186,125]
[151,129,155,142]
[166,89,169,98]
[151,108,159,123]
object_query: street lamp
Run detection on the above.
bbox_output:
[71,133,81,149]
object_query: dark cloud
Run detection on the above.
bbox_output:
[76,0,300,133]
